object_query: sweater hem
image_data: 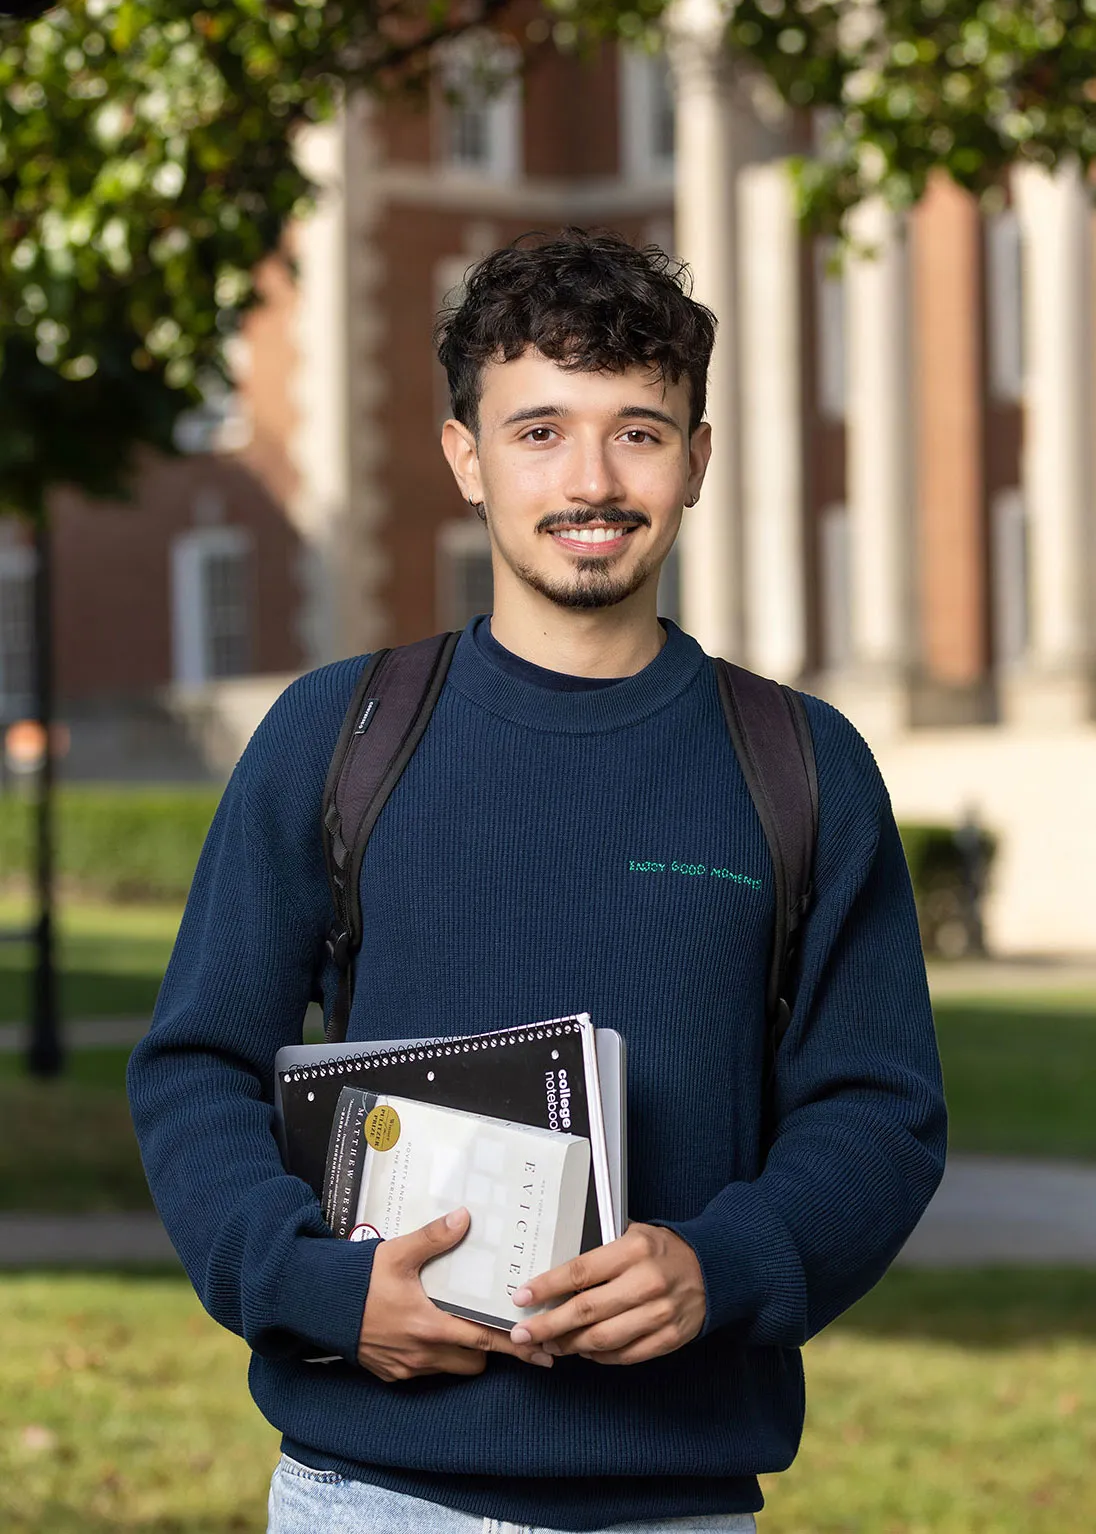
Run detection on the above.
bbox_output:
[279,1441,764,1528]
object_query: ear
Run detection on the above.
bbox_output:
[441,419,484,506]
[685,421,713,507]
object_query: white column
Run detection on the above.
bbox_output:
[342,92,391,656]
[1007,161,1096,725]
[291,98,389,664]
[667,0,743,659]
[738,159,806,681]
[830,197,914,737]
[290,114,351,667]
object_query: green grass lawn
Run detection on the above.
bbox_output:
[0,1049,153,1212]
[760,1268,1096,1533]
[0,898,180,1025]
[0,1268,1092,1534]
[0,1272,277,1534]
[0,897,1094,1212]
[933,994,1096,1161]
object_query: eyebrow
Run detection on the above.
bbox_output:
[499,404,681,430]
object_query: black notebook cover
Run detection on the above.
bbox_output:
[276,1015,610,1253]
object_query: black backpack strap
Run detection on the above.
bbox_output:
[714,660,819,1129]
[321,631,460,1043]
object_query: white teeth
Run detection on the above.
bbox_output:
[557,526,629,544]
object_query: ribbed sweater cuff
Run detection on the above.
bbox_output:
[276,1234,378,1362]
[654,1181,805,1339]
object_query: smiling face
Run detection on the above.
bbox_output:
[442,349,711,616]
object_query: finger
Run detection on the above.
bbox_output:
[423,1345,489,1377]
[511,1239,633,1311]
[511,1274,637,1347]
[386,1208,469,1275]
[391,1345,489,1380]
[581,1324,683,1367]
[547,1299,675,1359]
[431,1312,555,1368]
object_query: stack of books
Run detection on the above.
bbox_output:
[274,1013,627,1330]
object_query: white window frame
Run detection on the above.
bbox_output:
[985,208,1024,404]
[435,33,522,183]
[434,255,474,425]
[814,240,846,421]
[436,518,494,631]
[619,46,675,183]
[991,486,1028,664]
[173,357,253,455]
[818,502,852,669]
[0,541,36,719]
[171,525,254,685]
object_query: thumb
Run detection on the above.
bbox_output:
[389,1207,470,1275]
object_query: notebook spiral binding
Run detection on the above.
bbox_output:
[281,1016,582,1084]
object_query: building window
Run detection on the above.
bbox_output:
[818,502,852,668]
[171,525,253,685]
[436,33,522,183]
[434,254,473,425]
[619,47,675,181]
[991,486,1028,664]
[437,519,493,630]
[814,240,846,421]
[985,209,1024,403]
[0,542,35,720]
[173,340,252,456]
[657,542,680,625]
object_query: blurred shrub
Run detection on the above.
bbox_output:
[899,822,998,959]
[0,787,220,902]
[0,792,997,950]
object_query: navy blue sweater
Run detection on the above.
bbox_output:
[127,620,946,1529]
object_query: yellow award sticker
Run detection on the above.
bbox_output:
[363,1103,401,1152]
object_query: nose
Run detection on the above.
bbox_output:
[563,434,626,508]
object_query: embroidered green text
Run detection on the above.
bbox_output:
[627,859,761,891]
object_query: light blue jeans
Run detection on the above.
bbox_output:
[267,1454,758,1533]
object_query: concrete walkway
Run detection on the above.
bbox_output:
[1,968,1093,1269]
[2,1154,1095,1270]
[926,957,1096,997]
[0,1017,149,1052]
[896,1154,1096,1266]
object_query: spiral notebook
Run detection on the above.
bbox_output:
[274,1013,622,1251]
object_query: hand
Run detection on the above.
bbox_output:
[508,1223,706,1366]
[357,1207,556,1382]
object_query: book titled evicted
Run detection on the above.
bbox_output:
[323,1087,591,1330]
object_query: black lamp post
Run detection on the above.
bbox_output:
[27,511,61,1077]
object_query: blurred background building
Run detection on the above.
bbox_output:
[0,29,1093,955]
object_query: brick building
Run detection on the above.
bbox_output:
[1,17,1094,952]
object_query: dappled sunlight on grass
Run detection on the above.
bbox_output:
[1,1270,1093,1534]
[0,899,182,1026]
[762,1270,1096,1533]
[0,1275,277,1533]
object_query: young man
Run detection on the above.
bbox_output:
[128,230,946,1533]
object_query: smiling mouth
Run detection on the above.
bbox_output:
[546,523,641,555]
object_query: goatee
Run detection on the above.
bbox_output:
[513,555,654,611]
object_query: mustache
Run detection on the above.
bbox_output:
[535,507,650,534]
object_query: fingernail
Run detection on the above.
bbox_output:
[531,1351,554,1368]
[510,1324,532,1344]
[445,1208,467,1230]
[543,1341,561,1356]
[512,1286,532,1306]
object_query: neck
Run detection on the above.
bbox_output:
[488,581,666,678]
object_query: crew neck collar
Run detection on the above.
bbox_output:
[446,616,706,734]
[473,617,628,692]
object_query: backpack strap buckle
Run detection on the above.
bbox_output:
[325,926,352,971]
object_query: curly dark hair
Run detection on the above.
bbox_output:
[434,229,717,435]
